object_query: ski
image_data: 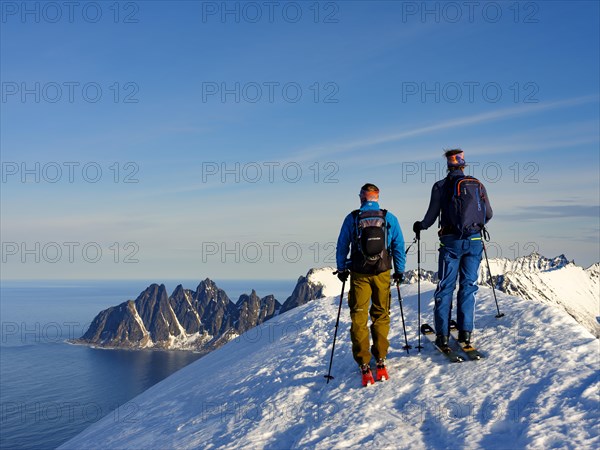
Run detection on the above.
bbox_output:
[449,320,484,360]
[420,323,464,363]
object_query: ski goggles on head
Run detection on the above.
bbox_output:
[359,189,379,203]
[447,151,466,167]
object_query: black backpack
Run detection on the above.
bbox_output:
[350,209,392,274]
[443,175,488,236]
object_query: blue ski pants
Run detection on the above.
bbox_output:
[433,235,483,336]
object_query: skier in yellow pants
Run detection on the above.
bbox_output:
[336,183,406,386]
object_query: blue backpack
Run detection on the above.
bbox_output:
[444,175,487,237]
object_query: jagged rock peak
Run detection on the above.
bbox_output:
[280,274,326,314]
[236,292,281,333]
[236,290,260,307]
[77,277,289,351]
[171,284,186,296]
[196,278,218,291]
[482,252,572,279]
[403,269,438,284]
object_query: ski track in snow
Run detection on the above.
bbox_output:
[61,283,599,450]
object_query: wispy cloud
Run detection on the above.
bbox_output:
[340,134,599,170]
[540,233,600,244]
[292,95,599,162]
[501,204,600,221]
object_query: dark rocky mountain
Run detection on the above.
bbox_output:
[280,271,329,313]
[236,291,279,334]
[80,300,149,347]
[193,279,239,337]
[76,279,282,352]
[169,284,201,334]
[402,269,438,284]
[134,284,182,342]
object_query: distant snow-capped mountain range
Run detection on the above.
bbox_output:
[404,252,598,337]
[483,253,599,337]
[74,252,599,353]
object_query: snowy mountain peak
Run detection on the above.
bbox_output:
[483,251,571,279]
[585,262,600,277]
[277,267,341,314]
[485,253,599,337]
[305,266,342,298]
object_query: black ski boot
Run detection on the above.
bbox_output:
[435,334,451,352]
[458,331,472,345]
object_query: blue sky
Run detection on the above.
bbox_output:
[1,1,599,281]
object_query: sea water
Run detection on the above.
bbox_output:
[0,279,295,450]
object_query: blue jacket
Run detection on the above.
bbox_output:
[336,201,406,272]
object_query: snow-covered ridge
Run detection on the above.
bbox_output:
[585,262,599,280]
[478,253,599,337]
[305,253,599,338]
[61,282,599,450]
[296,252,599,337]
[479,252,571,282]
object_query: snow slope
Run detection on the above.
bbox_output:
[480,253,600,337]
[306,266,342,298]
[61,283,599,450]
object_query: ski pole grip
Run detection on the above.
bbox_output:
[482,227,490,241]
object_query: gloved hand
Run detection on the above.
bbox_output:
[392,272,404,285]
[412,221,423,238]
[336,269,350,283]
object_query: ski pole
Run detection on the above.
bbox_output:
[405,237,417,254]
[416,231,423,351]
[480,228,504,318]
[396,282,412,354]
[324,272,346,383]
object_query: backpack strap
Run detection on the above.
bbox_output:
[351,209,360,243]
[439,177,455,228]
[381,209,390,251]
[441,175,465,232]
[351,209,360,228]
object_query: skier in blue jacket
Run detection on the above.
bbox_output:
[336,183,405,384]
[413,149,493,350]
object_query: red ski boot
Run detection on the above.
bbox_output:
[360,364,375,386]
[376,359,389,381]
